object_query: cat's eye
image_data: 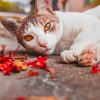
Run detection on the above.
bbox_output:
[44,22,51,32]
[24,35,33,41]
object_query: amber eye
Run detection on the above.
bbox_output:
[24,35,33,41]
[44,22,51,32]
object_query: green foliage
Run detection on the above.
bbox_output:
[0,0,23,13]
[90,0,100,5]
[90,0,96,3]
[85,0,100,6]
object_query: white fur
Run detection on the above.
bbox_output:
[23,19,63,54]
[84,6,100,19]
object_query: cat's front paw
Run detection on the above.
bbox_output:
[78,48,99,67]
[61,50,78,63]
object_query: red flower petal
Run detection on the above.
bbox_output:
[16,67,22,72]
[16,96,26,100]
[28,70,39,76]
[48,68,56,79]
[48,68,56,73]
[37,56,48,62]
[90,64,100,74]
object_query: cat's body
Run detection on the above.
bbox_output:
[54,11,100,54]
[55,10,100,65]
[1,0,100,66]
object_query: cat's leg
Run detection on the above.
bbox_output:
[61,32,96,63]
[60,30,100,63]
[61,41,87,63]
[78,42,100,67]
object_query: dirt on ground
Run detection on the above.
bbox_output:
[0,55,100,100]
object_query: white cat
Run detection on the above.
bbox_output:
[1,0,100,67]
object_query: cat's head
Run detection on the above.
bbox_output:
[1,0,63,55]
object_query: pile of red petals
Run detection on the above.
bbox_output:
[0,54,50,75]
[0,45,56,78]
[90,64,100,74]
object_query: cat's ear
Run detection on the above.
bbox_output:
[1,17,22,35]
[32,0,53,14]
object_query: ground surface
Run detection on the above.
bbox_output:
[0,12,100,100]
[0,55,100,100]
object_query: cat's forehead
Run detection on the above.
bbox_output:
[26,13,59,24]
[16,13,59,35]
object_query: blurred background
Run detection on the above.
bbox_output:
[0,0,100,14]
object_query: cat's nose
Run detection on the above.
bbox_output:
[39,42,47,48]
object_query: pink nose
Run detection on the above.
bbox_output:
[39,42,47,48]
